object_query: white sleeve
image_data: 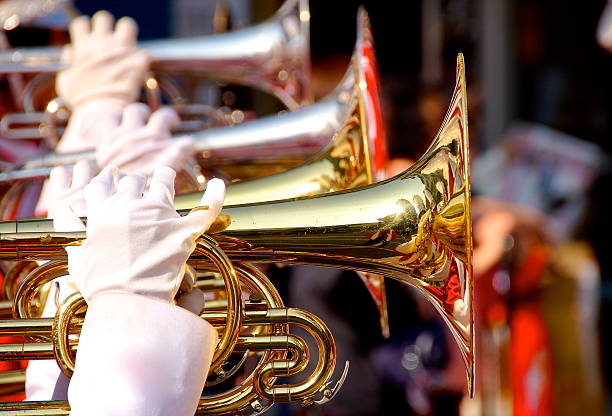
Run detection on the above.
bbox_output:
[25,277,73,401]
[68,293,217,416]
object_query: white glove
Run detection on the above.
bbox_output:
[55,10,149,153]
[57,10,149,110]
[96,103,195,176]
[56,166,225,303]
[54,166,223,416]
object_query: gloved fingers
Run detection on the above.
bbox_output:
[97,130,152,169]
[114,16,138,46]
[176,287,206,316]
[116,173,147,200]
[180,178,226,236]
[146,167,176,205]
[71,160,97,190]
[151,139,193,171]
[52,201,86,232]
[99,139,172,174]
[147,107,180,133]
[69,15,91,54]
[48,160,95,218]
[48,166,72,197]
[91,10,114,37]
[120,103,150,130]
[60,44,73,63]
[84,165,118,208]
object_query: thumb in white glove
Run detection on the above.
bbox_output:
[96,103,195,176]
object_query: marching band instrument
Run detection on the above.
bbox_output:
[0,54,473,413]
[0,0,311,111]
[0,5,367,187]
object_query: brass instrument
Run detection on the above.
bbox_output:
[0,0,311,111]
[178,8,387,207]
[0,6,369,187]
[0,55,474,414]
[0,55,473,412]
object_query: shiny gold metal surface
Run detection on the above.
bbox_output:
[0,54,473,412]
[176,8,386,208]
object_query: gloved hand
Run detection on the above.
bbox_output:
[60,166,223,416]
[96,103,195,176]
[55,10,149,153]
[54,165,225,304]
[57,10,149,111]
[36,103,194,215]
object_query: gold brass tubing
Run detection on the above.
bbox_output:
[195,263,286,415]
[14,261,68,321]
[195,278,226,292]
[3,261,38,301]
[203,299,230,311]
[52,293,86,377]
[0,369,26,396]
[0,300,14,318]
[0,318,53,337]
[192,237,242,374]
[0,401,70,415]
[0,369,25,384]
[0,342,55,360]
[249,308,335,403]
[0,311,320,415]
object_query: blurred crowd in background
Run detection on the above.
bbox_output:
[2,0,612,415]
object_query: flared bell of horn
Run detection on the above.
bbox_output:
[0,54,474,395]
[0,0,311,110]
[212,53,474,394]
[176,8,386,208]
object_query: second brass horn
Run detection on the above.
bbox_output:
[0,55,474,407]
[0,0,311,110]
[0,3,383,187]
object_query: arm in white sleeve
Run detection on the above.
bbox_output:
[68,293,217,416]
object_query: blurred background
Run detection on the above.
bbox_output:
[2,0,612,414]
